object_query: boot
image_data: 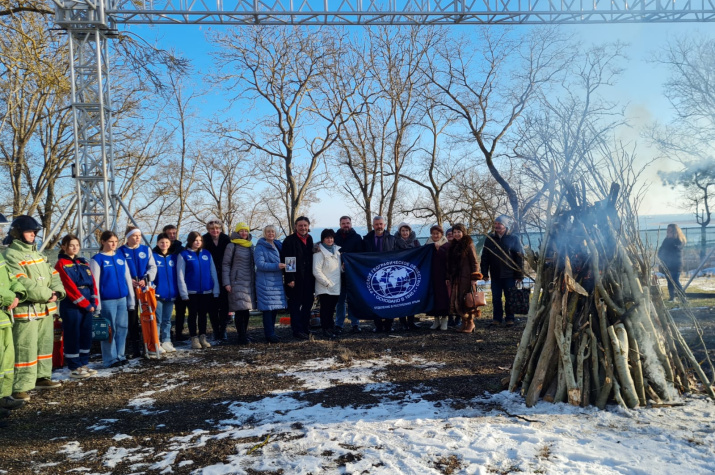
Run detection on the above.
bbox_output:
[190,336,202,349]
[199,334,211,348]
[236,314,248,345]
[457,315,475,333]
[430,317,440,330]
[448,315,458,327]
[439,317,448,331]
[0,396,24,410]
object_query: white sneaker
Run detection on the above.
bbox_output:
[439,316,448,331]
[190,336,202,349]
[82,366,98,376]
[157,345,166,354]
[430,318,440,330]
[199,334,211,349]
[70,368,91,379]
[161,341,177,353]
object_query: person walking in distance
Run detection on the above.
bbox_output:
[333,216,363,333]
[657,223,687,302]
[480,215,524,327]
[363,216,397,333]
[280,217,315,341]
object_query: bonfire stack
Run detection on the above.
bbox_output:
[509,187,715,409]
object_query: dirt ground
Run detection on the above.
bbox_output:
[0,314,522,475]
[3,301,714,475]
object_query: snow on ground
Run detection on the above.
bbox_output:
[52,355,715,475]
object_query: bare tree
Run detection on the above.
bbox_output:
[423,26,573,232]
[210,26,349,233]
[651,35,715,261]
[514,42,628,228]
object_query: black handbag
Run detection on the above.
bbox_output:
[505,282,531,315]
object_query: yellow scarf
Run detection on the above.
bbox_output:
[231,238,252,248]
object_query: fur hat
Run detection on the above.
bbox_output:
[495,215,511,229]
[397,221,412,232]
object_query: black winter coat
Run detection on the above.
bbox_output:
[363,231,397,253]
[658,237,684,273]
[168,240,184,255]
[203,232,231,287]
[334,228,364,254]
[480,232,524,280]
[280,233,315,299]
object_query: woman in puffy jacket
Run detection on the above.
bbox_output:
[222,222,256,345]
[254,225,286,343]
[90,231,135,368]
[55,234,99,379]
[152,233,178,353]
[394,222,421,331]
[313,229,342,339]
[177,232,219,350]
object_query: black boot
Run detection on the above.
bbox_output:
[235,314,248,345]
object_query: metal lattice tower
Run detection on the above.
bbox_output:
[51,0,715,250]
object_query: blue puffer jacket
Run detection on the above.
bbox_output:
[254,238,287,311]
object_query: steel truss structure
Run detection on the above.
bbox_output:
[50,0,715,250]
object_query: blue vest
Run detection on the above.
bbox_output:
[181,249,214,293]
[119,244,152,280]
[92,253,130,300]
[154,253,178,301]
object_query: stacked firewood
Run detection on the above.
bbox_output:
[509,187,715,408]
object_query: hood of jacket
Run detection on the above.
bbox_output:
[394,229,417,244]
[257,237,282,252]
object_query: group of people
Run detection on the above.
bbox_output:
[0,212,526,426]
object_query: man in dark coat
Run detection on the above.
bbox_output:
[202,219,231,341]
[280,216,315,340]
[480,215,524,326]
[363,216,397,333]
[334,216,364,333]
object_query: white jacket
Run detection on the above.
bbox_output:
[313,244,342,296]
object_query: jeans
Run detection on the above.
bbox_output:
[667,271,684,300]
[335,285,359,328]
[60,306,92,370]
[491,277,517,323]
[262,310,278,338]
[155,299,174,343]
[100,297,129,367]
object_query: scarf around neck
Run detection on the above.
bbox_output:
[321,242,336,254]
[231,238,252,248]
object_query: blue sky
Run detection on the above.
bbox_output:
[120,21,705,227]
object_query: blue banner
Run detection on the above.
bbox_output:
[342,245,435,319]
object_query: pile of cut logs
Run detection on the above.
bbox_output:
[509,188,715,408]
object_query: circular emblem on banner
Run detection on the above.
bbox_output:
[139,252,147,259]
[117,259,125,265]
[367,261,421,303]
[202,255,209,261]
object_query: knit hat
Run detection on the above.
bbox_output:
[235,222,250,233]
[495,215,511,229]
[397,221,412,232]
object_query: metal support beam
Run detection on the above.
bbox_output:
[106,0,715,25]
[55,0,121,252]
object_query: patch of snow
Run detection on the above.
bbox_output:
[58,442,97,462]
[112,434,132,441]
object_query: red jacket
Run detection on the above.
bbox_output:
[55,253,99,311]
